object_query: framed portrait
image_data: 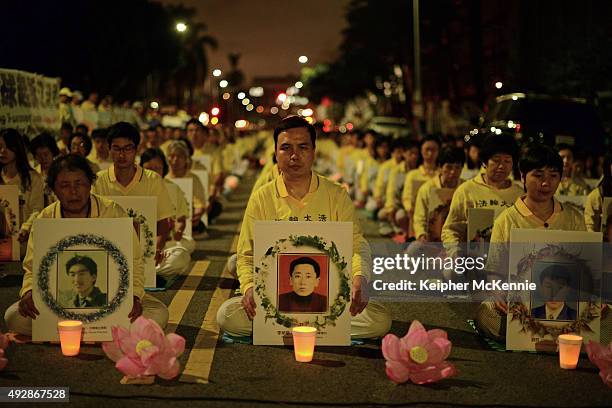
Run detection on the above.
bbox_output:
[190,169,209,227]
[253,221,352,346]
[426,187,454,242]
[32,218,134,341]
[172,177,193,238]
[0,185,20,261]
[467,208,501,256]
[277,253,329,314]
[506,228,602,352]
[108,196,157,288]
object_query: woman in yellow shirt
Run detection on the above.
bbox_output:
[475,145,585,342]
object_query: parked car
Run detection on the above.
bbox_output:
[466,93,608,153]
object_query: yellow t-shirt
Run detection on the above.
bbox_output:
[359,155,380,194]
[384,162,412,211]
[401,165,438,212]
[92,165,173,221]
[194,146,224,180]
[413,176,462,240]
[442,172,523,246]
[167,171,207,210]
[252,163,279,193]
[236,171,371,294]
[584,187,603,232]
[164,179,189,219]
[20,194,145,299]
[557,177,591,196]
[373,158,399,201]
[486,197,586,277]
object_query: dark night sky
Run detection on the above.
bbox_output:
[158,0,350,83]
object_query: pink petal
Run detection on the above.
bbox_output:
[116,356,146,377]
[407,320,426,337]
[382,334,402,362]
[422,340,447,365]
[0,358,7,371]
[165,333,186,356]
[400,329,428,352]
[102,341,124,362]
[146,356,177,377]
[158,360,180,380]
[385,360,411,384]
[130,317,152,338]
[427,329,448,341]
[428,337,452,363]
[409,362,457,385]
[119,335,141,359]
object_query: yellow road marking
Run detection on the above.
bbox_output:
[166,260,210,333]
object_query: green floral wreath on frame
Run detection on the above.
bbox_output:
[255,235,351,330]
[37,233,130,323]
[509,244,599,338]
[0,199,18,236]
[126,208,155,259]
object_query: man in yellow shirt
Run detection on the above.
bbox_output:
[92,122,173,267]
[556,143,590,196]
[216,116,391,339]
[4,155,168,335]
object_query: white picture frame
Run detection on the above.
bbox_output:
[506,228,602,352]
[173,177,194,238]
[253,221,353,346]
[32,218,134,341]
[107,196,157,288]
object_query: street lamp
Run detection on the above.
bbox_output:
[495,81,503,89]
[219,80,229,88]
[298,55,308,64]
[176,22,187,33]
[213,69,222,77]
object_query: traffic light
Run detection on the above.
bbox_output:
[210,106,220,125]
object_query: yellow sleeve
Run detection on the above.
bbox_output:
[413,185,429,239]
[19,219,36,297]
[373,163,388,200]
[236,192,261,294]
[384,167,398,210]
[359,160,370,194]
[337,188,371,279]
[441,185,468,257]
[24,172,45,225]
[584,188,602,232]
[401,171,412,211]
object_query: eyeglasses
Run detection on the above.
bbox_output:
[110,144,136,154]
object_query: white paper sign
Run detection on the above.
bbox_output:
[0,185,20,261]
[32,218,134,341]
[108,196,157,288]
[173,178,193,237]
[253,221,352,346]
[506,228,602,352]
[190,169,209,226]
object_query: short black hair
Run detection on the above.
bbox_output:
[47,154,97,191]
[519,144,563,176]
[273,115,316,150]
[555,143,574,155]
[69,132,93,156]
[289,257,320,278]
[91,128,108,141]
[60,122,74,133]
[106,121,140,147]
[29,133,60,157]
[66,255,97,278]
[480,134,519,165]
[437,147,465,167]
[421,134,441,148]
[392,137,417,152]
[75,123,89,135]
[539,264,571,286]
[185,118,209,134]
[140,148,169,177]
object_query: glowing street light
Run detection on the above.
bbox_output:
[212,69,222,77]
[495,81,503,89]
[219,80,229,88]
[176,22,187,33]
[237,92,246,100]
[295,81,303,89]
[298,55,308,64]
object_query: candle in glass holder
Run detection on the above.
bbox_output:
[57,321,83,356]
[292,326,317,362]
[558,334,583,369]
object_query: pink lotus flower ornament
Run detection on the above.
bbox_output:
[102,317,185,381]
[586,340,612,388]
[382,320,457,385]
[0,332,9,371]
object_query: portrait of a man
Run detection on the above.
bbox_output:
[531,264,577,321]
[59,254,107,308]
[278,256,328,313]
